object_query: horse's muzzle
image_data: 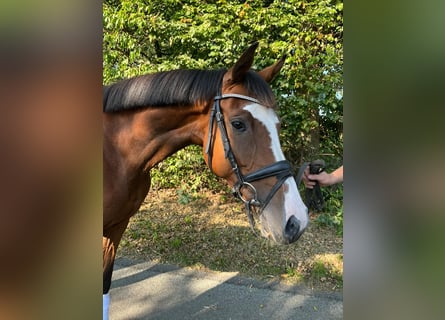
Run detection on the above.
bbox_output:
[284,216,304,243]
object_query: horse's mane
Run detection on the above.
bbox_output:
[103,68,277,113]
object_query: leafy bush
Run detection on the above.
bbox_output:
[314,184,343,235]
[103,0,343,217]
[150,145,228,194]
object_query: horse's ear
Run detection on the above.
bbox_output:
[258,55,286,83]
[228,42,259,83]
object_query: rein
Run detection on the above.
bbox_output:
[295,160,325,212]
[205,93,294,233]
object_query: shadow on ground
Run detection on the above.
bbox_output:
[110,257,342,320]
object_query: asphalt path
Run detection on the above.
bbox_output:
[109,257,342,320]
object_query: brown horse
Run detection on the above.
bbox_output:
[102,43,308,319]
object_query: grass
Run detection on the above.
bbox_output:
[309,254,343,287]
[118,188,343,291]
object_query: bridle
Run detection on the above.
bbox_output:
[205,92,294,233]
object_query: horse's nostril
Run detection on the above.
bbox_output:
[284,216,302,243]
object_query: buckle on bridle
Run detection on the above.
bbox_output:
[233,181,261,207]
[233,181,261,235]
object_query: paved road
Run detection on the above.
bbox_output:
[109,258,342,320]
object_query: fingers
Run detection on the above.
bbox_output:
[304,181,315,189]
[309,172,330,187]
[302,167,315,188]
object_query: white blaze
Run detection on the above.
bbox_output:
[243,104,308,229]
[243,104,284,161]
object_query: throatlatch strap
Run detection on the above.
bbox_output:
[205,102,217,172]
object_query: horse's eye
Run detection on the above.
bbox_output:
[231,120,246,132]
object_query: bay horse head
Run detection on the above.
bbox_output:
[204,42,308,244]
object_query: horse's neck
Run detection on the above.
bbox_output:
[104,105,208,172]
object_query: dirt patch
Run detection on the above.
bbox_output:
[118,188,343,292]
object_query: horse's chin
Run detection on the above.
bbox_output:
[259,227,288,245]
[259,226,273,241]
[259,214,288,245]
[259,211,307,245]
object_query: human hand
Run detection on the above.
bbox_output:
[302,165,343,188]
